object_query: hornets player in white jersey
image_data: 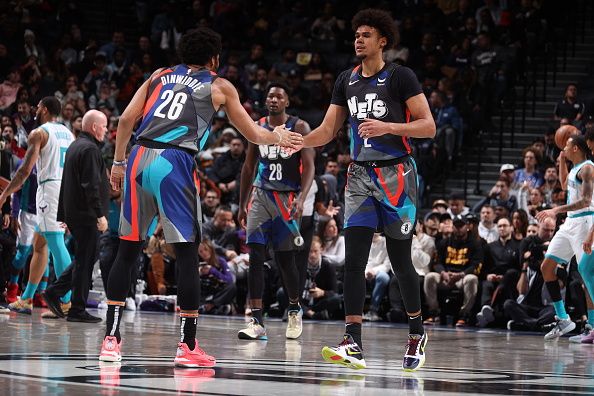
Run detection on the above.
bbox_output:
[536,134,594,340]
[0,97,74,315]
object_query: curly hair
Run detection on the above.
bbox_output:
[351,8,396,51]
[177,27,222,66]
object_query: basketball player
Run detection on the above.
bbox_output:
[237,82,314,340]
[299,9,436,371]
[98,28,302,367]
[4,164,41,305]
[536,135,594,340]
[0,97,74,315]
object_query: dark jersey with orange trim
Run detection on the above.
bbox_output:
[331,63,422,161]
[253,115,302,192]
[135,64,218,153]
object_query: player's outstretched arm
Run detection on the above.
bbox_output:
[302,104,348,148]
[214,78,302,149]
[0,129,44,206]
[358,93,436,140]
[238,142,258,228]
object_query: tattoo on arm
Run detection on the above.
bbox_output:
[557,165,594,213]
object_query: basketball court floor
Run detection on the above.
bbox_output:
[0,310,592,395]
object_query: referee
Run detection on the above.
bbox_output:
[43,110,109,322]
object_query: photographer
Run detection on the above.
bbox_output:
[472,177,518,214]
[503,217,557,331]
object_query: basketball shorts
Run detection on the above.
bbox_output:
[344,157,418,240]
[36,180,64,234]
[119,145,201,244]
[246,187,301,251]
[17,210,37,246]
[545,214,593,265]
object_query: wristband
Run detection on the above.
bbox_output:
[273,130,282,145]
[113,159,127,167]
[521,269,527,273]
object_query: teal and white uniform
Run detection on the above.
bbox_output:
[545,160,594,265]
[36,121,74,233]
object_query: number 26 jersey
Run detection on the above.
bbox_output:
[135,64,217,153]
[253,116,302,192]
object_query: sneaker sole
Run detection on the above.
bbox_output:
[321,347,366,370]
[238,332,268,340]
[9,308,31,315]
[544,322,576,341]
[99,354,122,362]
[174,359,216,368]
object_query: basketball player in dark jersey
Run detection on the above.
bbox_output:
[237,82,314,341]
[301,9,436,371]
[98,28,302,367]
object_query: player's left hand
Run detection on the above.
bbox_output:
[583,237,594,254]
[110,164,126,191]
[2,214,10,230]
[536,207,557,222]
[291,198,304,219]
[358,118,390,139]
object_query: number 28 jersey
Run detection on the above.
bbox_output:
[135,64,217,153]
[253,116,302,192]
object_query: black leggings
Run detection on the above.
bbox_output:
[248,243,300,302]
[107,239,201,310]
[344,227,420,316]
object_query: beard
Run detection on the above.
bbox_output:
[355,53,367,60]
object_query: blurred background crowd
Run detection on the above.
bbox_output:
[0,0,593,333]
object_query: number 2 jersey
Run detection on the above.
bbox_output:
[331,63,423,162]
[253,116,302,192]
[135,64,218,153]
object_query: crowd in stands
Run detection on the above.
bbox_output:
[0,0,593,334]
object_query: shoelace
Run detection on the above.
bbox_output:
[405,336,421,356]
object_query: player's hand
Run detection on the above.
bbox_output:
[536,207,558,222]
[583,235,594,254]
[110,164,125,191]
[273,125,303,150]
[291,198,304,219]
[358,118,390,139]
[558,151,566,162]
[238,207,248,229]
[2,214,9,229]
[97,216,108,232]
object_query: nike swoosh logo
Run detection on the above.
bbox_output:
[378,77,386,83]
[403,169,412,176]
[348,80,358,86]
[346,349,360,356]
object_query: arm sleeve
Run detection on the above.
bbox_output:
[79,147,105,217]
[330,70,349,107]
[390,66,423,102]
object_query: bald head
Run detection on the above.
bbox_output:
[82,110,107,142]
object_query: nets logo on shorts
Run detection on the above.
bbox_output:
[401,221,412,235]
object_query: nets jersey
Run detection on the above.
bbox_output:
[331,63,423,161]
[567,160,594,217]
[37,122,74,184]
[253,116,302,192]
[135,64,218,153]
